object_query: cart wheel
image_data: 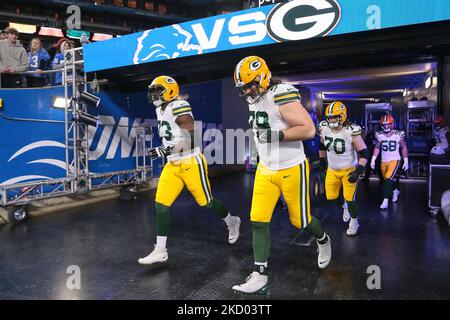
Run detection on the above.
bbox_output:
[7,205,29,223]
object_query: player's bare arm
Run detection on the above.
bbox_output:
[352,135,369,167]
[399,137,408,159]
[279,101,316,141]
[173,114,196,154]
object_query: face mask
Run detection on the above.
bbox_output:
[382,124,392,133]
[148,85,165,107]
[152,99,163,107]
[327,116,341,128]
[238,81,263,105]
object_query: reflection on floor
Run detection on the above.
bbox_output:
[0,172,449,300]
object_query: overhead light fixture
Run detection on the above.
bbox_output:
[52,97,69,109]
[38,26,64,37]
[92,33,113,41]
[425,76,432,89]
[9,22,36,34]
[80,91,101,107]
[75,111,99,127]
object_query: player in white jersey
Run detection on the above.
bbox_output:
[138,75,241,267]
[231,56,331,295]
[370,115,409,209]
[318,101,369,236]
[432,115,450,154]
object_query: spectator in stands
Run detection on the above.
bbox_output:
[52,40,73,85]
[0,30,6,40]
[47,37,69,61]
[26,38,50,87]
[0,27,29,88]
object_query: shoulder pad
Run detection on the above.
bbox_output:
[272,84,301,106]
[347,123,362,137]
[170,99,192,116]
[169,99,190,109]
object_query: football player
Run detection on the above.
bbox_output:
[370,115,408,209]
[231,56,331,295]
[138,75,241,266]
[318,101,369,236]
[431,115,450,154]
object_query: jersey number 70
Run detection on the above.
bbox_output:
[324,136,346,154]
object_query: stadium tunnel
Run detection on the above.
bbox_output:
[1,1,450,300]
[89,19,450,203]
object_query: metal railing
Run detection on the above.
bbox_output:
[0,48,153,207]
[0,69,65,89]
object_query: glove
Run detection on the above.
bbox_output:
[402,158,409,171]
[257,129,284,144]
[148,146,171,160]
[370,157,376,169]
[348,165,365,183]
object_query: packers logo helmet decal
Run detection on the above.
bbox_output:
[165,77,176,84]
[249,60,261,71]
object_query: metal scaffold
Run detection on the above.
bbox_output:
[0,47,153,221]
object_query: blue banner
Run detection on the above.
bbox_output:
[0,81,222,185]
[84,0,450,72]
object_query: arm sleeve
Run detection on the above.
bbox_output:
[350,124,362,137]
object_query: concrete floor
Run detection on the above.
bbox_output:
[0,172,449,300]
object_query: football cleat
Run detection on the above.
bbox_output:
[138,245,168,266]
[317,234,332,269]
[392,189,400,203]
[342,202,351,223]
[346,218,359,236]
[232,272,268,295]
[380,198,389,209]
[227,216,241,244]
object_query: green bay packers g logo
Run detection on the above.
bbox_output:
[165,77,176,84]
[250,60,261,71]
[266,0,341,42]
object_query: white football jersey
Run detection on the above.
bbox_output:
[156,99,200,161]
[434,127,450,149]
[249,83,306,170]
[375,130,405,162]
[318,121,361,170]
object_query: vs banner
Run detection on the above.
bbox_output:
[84,0,450,72]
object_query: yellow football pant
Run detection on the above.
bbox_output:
[325,166,358,202]
[380,160,400,180]
[155,153,212,207]
[250,160,311,229]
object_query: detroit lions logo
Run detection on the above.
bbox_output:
[133,24,203,65]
